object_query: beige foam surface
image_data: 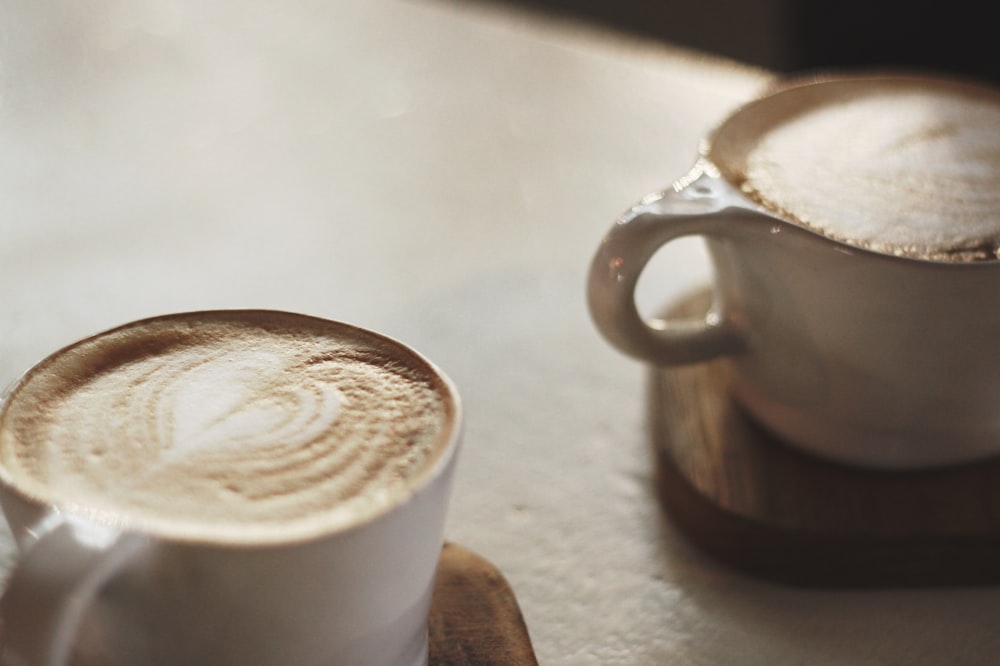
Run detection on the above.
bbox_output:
[0,313,453,542]
[717,78,1000,260]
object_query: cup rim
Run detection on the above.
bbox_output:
[0,309,463,547]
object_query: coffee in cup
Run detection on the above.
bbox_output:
[0,310,461,666]
[711,76,1000,262]
[588,73,1000,469]
[1,310,454,541]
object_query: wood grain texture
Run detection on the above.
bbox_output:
[650,291,1000,587]
[429,543,538,666]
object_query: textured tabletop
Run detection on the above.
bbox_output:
[2,1,999,663]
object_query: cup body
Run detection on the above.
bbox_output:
[587,73,1000,469]
[706,206,1000,468]
[0,312,462,665]
[0,449,458,665]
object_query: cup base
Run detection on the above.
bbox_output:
[732,386,1000,470]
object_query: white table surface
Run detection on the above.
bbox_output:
[2,1,1000,663]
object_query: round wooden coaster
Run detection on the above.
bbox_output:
[430,543,538,665]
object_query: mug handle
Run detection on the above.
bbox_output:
[587,167,764,365]
[0,511,148,666]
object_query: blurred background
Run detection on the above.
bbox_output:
[458,0,1000,84]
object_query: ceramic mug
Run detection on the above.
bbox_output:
[0,311,462,666]
[588,73,1000,469]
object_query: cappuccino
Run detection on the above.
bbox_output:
[0,311,457,542]
[710,76,1000,261]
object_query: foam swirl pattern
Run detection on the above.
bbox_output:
[0,312,455,542]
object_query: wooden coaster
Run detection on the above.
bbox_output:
[650,291,1000,588]
[429,543,538,665]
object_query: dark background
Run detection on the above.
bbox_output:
[464,0,1000,84]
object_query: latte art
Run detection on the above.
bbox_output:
[710,77,1000,261]
[0,312,456,541]
[150,350,344,464]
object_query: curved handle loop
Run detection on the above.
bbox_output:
[1,512,148,666]
[587,171,758,365]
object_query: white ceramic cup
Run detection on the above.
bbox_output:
[588,73,1000,470]
[0,312,462,666]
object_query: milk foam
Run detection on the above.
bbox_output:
[716,78,1000,260]
[0,312,455,541]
